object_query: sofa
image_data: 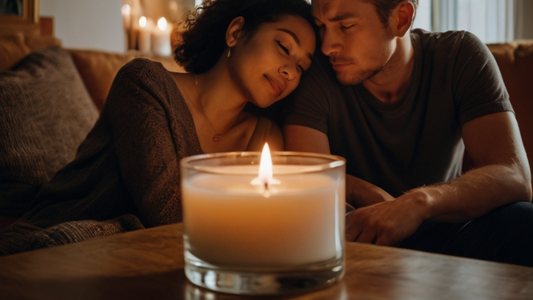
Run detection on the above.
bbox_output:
[1,31,532,229]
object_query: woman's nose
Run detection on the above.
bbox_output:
[279,65,296,81]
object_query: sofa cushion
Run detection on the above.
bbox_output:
[0,46,99,217]
[0,34,31,71]
[0,34,62,72]
[68,49,138,111]
[68,50,184,111]
[25,35,62,52]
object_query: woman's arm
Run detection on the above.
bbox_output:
[105,59,202,227]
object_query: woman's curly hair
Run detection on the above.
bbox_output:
[174,0,314,74]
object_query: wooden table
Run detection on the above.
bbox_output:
[1,223,532,300]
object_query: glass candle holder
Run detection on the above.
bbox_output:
[180,150,346,295]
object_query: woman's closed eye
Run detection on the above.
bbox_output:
[277,41,305,73]
[277,41,290,55]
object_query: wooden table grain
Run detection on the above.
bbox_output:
[1,223,532,300]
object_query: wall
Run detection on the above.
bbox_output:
[40,0,125,53]
[413,0,532,43]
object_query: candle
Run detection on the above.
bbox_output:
[138,16,153,54]
[121,4,131,31]
[181,145,346,294]
[121,4,131,52]
[152,17,172,56]
[184,166,338,267]
[182,144,345,267]
[128,0,142,51]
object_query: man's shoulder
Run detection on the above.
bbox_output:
[411,28,471,42]
[411,29,486,55]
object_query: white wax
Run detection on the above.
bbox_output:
[182,165,344,268]
[152,18,172,56]
[128,0,142,51]
[121,4,131,31]
[138,18,153,54]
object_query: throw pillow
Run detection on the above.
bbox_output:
[0,46,99,217]
[68,49,183,111]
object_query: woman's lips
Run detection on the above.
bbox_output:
[265,75,285,97]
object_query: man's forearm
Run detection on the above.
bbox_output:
[405,164,532,223]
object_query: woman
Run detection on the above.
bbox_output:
[172,0,315,153]
[0,0,316,255]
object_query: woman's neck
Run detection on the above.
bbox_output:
[195,62,248,136]
[170,59,257,153]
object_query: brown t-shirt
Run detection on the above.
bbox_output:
[284,29,512,197]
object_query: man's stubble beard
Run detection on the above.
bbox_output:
[335,66,382,86]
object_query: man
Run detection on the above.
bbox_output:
[283,0,533,266]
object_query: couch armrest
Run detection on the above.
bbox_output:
[67,50,139,111]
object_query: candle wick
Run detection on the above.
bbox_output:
[250,177,279,199]
[263,182,270,198]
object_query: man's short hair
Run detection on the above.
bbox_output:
[367,0,419,26]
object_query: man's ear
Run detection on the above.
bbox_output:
[389,1,414,37]
[226,16,245,47]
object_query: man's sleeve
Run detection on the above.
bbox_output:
[453,32,513,126]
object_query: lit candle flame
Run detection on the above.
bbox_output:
[139,16,147,27]
[157,17,167,31]
[251,143,280,197]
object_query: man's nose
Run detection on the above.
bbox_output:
[320,29,342,56]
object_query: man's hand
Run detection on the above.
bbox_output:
[345,190,429,246]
